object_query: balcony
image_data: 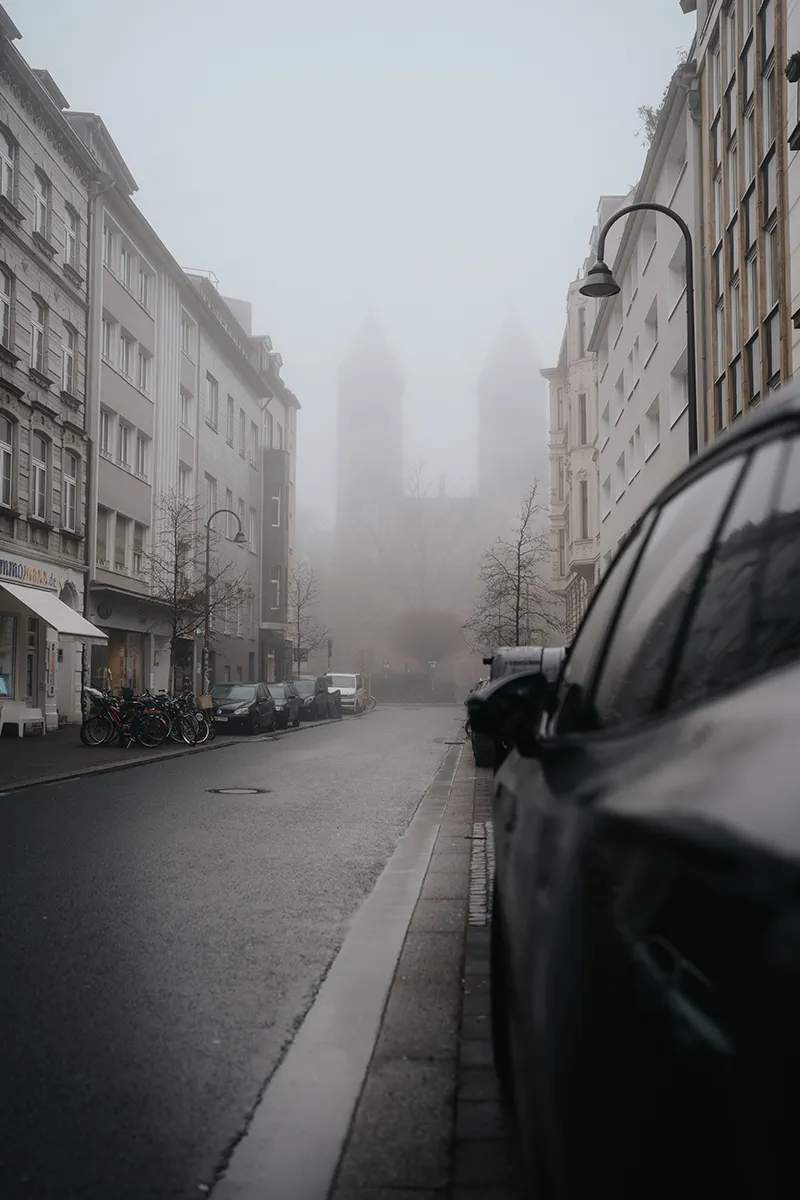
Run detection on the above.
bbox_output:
[568,538,598,573]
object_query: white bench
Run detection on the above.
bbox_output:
[0,700,45,737]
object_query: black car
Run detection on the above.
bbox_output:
[468,391,800,1199]
[291,676,330,721]
[471,647,565,768]
[210,682,276,734]
[268,681,301,729]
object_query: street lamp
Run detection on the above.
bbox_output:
[203,508,248,693]
[580,202,698,459]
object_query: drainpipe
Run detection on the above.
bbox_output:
[81,165,115,698]
[686,69,708,448]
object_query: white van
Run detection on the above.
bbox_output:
[326,672,366,713]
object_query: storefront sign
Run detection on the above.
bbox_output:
[0,557,58,591]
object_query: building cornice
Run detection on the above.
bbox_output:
[0,44,99,187]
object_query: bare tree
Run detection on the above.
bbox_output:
[463,481,561,654]
[288,561,329,670]
[142,492,251,688]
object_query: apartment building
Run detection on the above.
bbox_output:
[682,0,792,427]
[186,275,269,687]
[592,67,698,569]
[0,12,108,729]
[542,196,628,641]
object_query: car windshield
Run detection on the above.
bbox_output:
[210,684,256,701]
[267,685,285,700]
[328,675,356,688]
[293,679,316,697]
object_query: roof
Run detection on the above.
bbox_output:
[66,112,138,194]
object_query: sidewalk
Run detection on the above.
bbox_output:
[330,748,522,1199]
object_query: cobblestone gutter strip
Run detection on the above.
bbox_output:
[453,767,522,1199]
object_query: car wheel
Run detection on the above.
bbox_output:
[490,882,513,1105]
[250,711,261,736]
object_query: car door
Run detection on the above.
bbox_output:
[287,682,300,721]
[316,677,326,718]
[503,452,749,1195]
[256,684,269,726]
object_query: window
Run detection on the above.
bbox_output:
[205,372,219,429]
[728,214,739,276]
[180,387,191,429]
[30,297,46,373]
[96,506,109,565]
[205,473,217,516]
[601,475,611,522]
[761,0,775,63]
[276,423,284,451]
[99,409,112,456]
[765,222,779,310]
[180,315,193,357]
[766,309,780,385]
[225,488,234,538]
[731,355,743,417]
[578,479,589,540]
[249,651,256,682]
[249,420,258,465]
[103,224,114,267]
[138,267,150,310]
[270,567,281,610]
[0,413,12,507]
[237,496,246,542]
[644,297,658,360]
[114,514,129,572]
[62,451,77,531]
[137,349,150,394]
[62,325,76,394]
[271,486,282,527]
[265,409,273,448]
[762,149,777,220]
[102,317,113,361]
[669,439,787,709]
[226,395,235,445]
[135,434,147,479]
[590,458,744,728]
[0,268,11,349]
[0,129,13,201]
[747,252,758,335]
[249,506,257,548]
[65,208,78,269]
[133,523,145,575]
[33,171,48,239]
[746,334,761,402]
[644,394,660,460]
[577,307,587,358]
[731,278,741,355]
[119,332,133,377]
[118,422,131,467]
[239,407,246,456]
[119,245,132,289]
[744,185,757,249]
[727,145,738,220]
[556,388,564,430]
[763,65,776,149]
[744,109,756,182]
[556,456,565,500]
[30,433,48,521]
[577,393,587,445]
[178,463,191,498]
[669,355,689,426]
[716,301,726,378]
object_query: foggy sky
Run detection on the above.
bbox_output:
[22,0,691,525]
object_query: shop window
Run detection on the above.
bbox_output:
[0,613,14,696]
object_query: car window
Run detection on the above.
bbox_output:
[666,440,786,710]
[551,515,654,735]
[747,436,800,677]
[591,457,745,728]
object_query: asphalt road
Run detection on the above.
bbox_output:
[0,704,464,1200]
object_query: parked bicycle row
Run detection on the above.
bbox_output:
[80,672,375,749]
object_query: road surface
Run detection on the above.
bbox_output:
[0,704,463,1199]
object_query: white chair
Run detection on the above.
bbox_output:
[0,700,45,737]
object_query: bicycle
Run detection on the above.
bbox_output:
[80,687,170,748]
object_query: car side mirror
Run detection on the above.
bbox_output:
[466,669,550,758]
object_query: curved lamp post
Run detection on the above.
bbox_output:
[580,202,698,459]
[203,508,248,693]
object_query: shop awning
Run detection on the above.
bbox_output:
[0,581,108,641]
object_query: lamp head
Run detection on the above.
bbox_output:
[579,260,620,299]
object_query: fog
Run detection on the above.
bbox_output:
[24,0,690,526]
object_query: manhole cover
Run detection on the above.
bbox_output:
[207,787,271,795]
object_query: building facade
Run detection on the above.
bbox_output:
[0,15,108,728]
[592,69,697,570]
[542,196,628,641]
[683,0,792,428]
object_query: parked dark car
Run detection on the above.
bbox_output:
[468,391,800,1199]
[291,676,330,721]
[210,682,276,734]
[471,647,565,767]
[268,682,302,729]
